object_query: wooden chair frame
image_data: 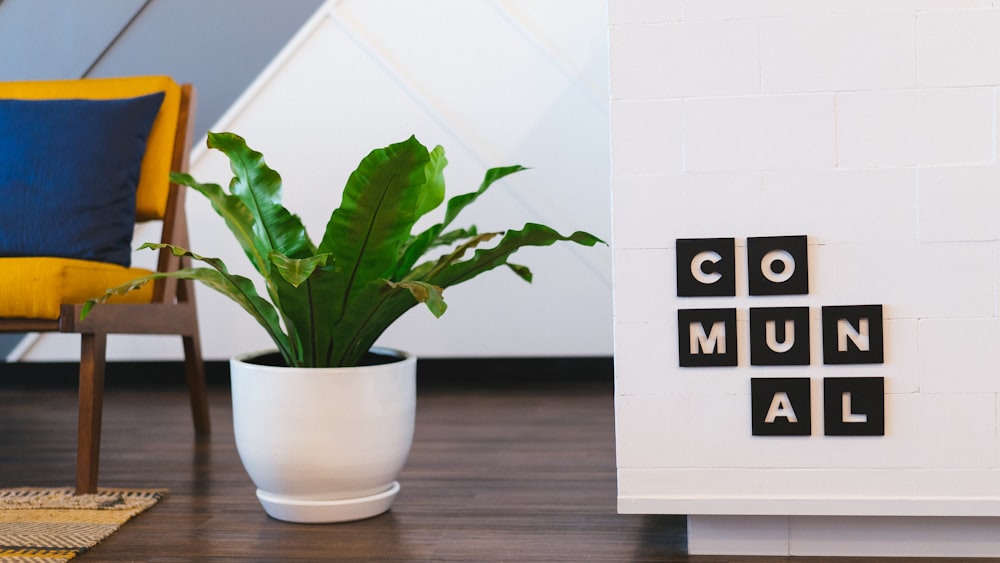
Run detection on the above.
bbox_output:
[0,83,210,494]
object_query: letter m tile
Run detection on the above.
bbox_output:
[678,308,738,367]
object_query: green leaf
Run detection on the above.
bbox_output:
[269,251,331,288]
[415,145,447,219]
[419,231,504,278]
[318,135,430,308]
[326,279,420,367]
[394,164,525,280]
[443,165,525,228]
[271,262,345,367]
[139,134,605,368]
[266,250,340,365]
[207,132,314,260]
[506,262,533,283]
[170,172,267,274]
[87,243,294,363]
[435,226,479,247]
[387,279,447,317]
[80,276,152,318]
[423,223,604,289]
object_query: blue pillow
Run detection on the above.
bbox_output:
[0,92,165,267]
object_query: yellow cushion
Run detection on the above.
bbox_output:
[0,76,181,221]
[0,257,154,320]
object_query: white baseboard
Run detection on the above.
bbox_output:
[688,515,1000,557]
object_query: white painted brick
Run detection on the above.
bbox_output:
[834,394,927,469]
[691,388,928,472]
[837,88,994,168]
[685,0,994,21]
[761,14,915,93]
[919,166,1000,242]
[614,321,675,396]
[917,393,997,469]
[910,0,999,10]
[612,248,674,323]
[610,176,666,250]
[833,242,995,320]
[607,0,683,24]
[919,319,1000,394]
[996,89,1000,162]
[623,467,995,500]
[993,242,1000,317]
[685,390,992,470]
[815,318,919,394]
[616,169,917,257]
[917,469,1000,496]
[884,319,920,394]
[611,173,761,248]
[686,95,836,172]
[608,20,759,100]
[689,389,848,469]
[616,468,662,497]
[616,318,781,396]
[918,10,1000,87]
[771,470,919,497]
[615,395,691,468]
[610,100,684,177]
[760,168,918,244]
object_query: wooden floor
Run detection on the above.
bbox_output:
[0,363,938,562]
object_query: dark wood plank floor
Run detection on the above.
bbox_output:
[0,363,949,562]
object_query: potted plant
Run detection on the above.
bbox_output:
[86,132,602,523]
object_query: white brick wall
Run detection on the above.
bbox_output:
[609,100,684,175]
[611,0,1000,555]
[609,20,760,99]
[760,14,916,93]
[685,94,836,171]
[918,10,1000,86]
[837,88,994,168]
[919,166,1000,241]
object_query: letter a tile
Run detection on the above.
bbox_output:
[751,377,812,436]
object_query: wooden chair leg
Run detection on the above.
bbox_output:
[183,333,211,435]
[76,332,107,495]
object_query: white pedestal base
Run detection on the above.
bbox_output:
[688,515,1000,557]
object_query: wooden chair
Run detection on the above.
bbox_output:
[0,76,210,494]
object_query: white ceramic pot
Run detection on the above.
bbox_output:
[230,347,416,523]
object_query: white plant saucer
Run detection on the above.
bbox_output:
[256,482,401,524]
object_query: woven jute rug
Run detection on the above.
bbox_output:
[0,487,166,562]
